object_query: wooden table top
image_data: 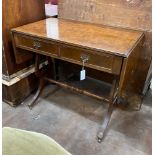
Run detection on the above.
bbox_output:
[12,18,144,57]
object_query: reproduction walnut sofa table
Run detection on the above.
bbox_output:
[11,18,144,142]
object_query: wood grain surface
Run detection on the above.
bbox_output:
[12,18,143,57]
[58,0,151,31]
[2,0,45,75]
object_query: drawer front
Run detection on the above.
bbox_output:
[60,45,122,75]
[14,34,59,56]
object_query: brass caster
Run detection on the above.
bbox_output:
[97,131,104,143]
[97,137,102,143]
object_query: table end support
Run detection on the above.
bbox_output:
[97,101,115,143]
[28,78,45,110]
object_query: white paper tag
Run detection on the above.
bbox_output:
[80,69,86,80]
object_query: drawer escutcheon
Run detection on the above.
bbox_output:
[80,54,89,63]
[33,41,41,50]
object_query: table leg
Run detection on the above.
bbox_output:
[97,78,118,143]
[28,54,46,109]
[28,78,45,109]
[47,57,56,79]
[97,101,115,143]
[28,55,58,109]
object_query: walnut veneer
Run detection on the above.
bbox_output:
[11,18,144,142]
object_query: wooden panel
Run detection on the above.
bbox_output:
[60,45,122,75]
[137,32,152,92]
[118,38,145,109]
[2,0,45,75]
[2,46,8,76]
[58,0,151,31]
[2,73,38,106]
[14,34,59,56]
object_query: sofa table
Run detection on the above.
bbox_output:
[11,18,144,142]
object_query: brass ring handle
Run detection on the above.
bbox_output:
[33,41,41,49]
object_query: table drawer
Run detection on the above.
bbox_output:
[60,45,122,75]
[14,34,59,56]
